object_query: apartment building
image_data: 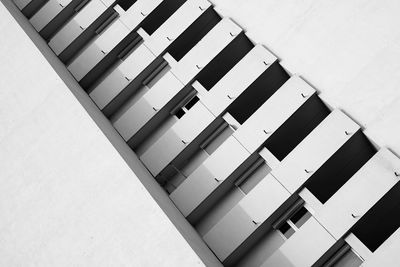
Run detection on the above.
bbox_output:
[1,0,400,266]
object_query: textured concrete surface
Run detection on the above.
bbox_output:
[0,3,204,266]
[213,0,400,155]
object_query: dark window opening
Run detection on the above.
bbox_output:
[141,0,187,35]
[278,222,295,239]
[195,32,254,90]
[352,181,400,252]
[168,8,222,61]
[185,95,199,110]
[117,0,138,11]
[175,108,186,119]
[264,94,330,161]
[306,130,377,203]
[226,62,290,124]
[290,206,311,228]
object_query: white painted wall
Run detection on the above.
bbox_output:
[212,0,400,155]
[0,4,204,266]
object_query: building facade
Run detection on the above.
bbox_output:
[2,0,400,266]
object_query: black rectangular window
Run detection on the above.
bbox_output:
[117,0,138,11]
[306,130,377,203]
[196,32,254,90]
[174,108,186,119]
[168,8,222,61]
[141,0,187,35]
[290,206,311,228]
[352,181,400,252]
[264,94,330,161]
[227,62,290,125]
[185,95,199,110]
[278,222,295,239]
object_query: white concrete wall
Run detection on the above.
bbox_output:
[0,3,204,266]
[212,0,400,155]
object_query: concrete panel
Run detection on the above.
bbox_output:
[0,5,205,266]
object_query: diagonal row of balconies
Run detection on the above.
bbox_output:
[12,0,400,266]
